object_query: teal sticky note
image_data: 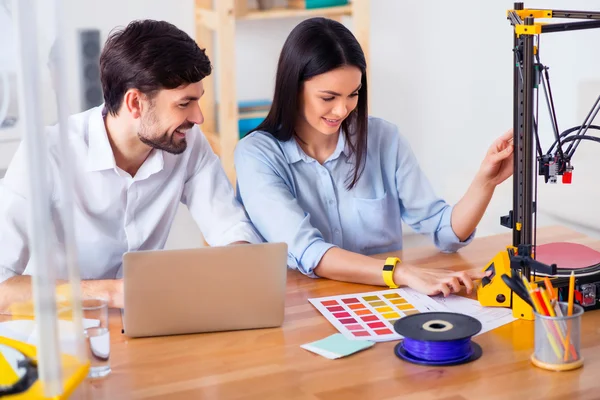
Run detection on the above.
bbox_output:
[300,333,375,359]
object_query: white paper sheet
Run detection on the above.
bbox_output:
[309,288,516,342]
[308,288,449,342]
[424,290,517,335]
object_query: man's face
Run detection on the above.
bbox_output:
[138,81,205,155]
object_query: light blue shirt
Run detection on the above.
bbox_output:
[234,116,474,278]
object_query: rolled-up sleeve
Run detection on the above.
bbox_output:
[181,130,263,246]
[395,132,475,253]
[431,204,475,252]
[234,137,335,277]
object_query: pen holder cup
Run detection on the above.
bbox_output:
[531,302,584,371]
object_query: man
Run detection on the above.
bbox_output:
[0,20,262,311]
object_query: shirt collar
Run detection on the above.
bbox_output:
[86,106,118,172]
[280,130,350,165]
[134,148,164,181]
[327,129,350,162]
[86,105,164,178]
[280,136,304,164]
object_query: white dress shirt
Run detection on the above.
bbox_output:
[0,105,262,283]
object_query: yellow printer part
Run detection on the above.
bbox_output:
[477,249,535,321]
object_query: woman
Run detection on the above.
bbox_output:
[234,18,512,296]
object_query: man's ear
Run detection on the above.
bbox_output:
[123,89,144,119]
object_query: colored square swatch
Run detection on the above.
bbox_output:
[374,328,393,335]
[345,324,364,331]
[301,333,374,359]
[361,315,379,322]
[332,312,350,318]
[348,303,366,310]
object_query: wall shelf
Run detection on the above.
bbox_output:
[239,5,353,20]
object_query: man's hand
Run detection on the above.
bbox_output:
[110,279,124,309]
[0,277,125,316]
[81,279,124,309]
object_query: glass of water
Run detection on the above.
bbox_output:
[82,298,111,378]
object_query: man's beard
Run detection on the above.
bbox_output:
[138,111,192,155]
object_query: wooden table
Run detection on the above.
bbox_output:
[74,227,600,400]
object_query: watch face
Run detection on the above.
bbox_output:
[383,264,395,271]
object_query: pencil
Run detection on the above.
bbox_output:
[529,288,542,314]
[521,276,532,292]
[543,277,556,301]
[563,271,576,362]
[546,330,563,362]
[567,270,575,316]
[534,289,550,316]
[540,288,556,318]
[530,288,562,360]
[541,288,576,360]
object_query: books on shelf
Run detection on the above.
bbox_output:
[239,99,271,114]
[287,0,348,9]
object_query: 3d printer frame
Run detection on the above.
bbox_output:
[505,4,600,280]
[477,3,600,319]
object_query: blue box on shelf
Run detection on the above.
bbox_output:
[238,117,265,138]
[238,99,271,138]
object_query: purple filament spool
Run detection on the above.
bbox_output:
[393,312,483,366]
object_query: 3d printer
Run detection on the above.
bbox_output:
[478,3,600,320]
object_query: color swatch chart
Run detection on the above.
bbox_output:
[309,288,446,342]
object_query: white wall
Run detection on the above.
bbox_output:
[369,0,600,240]
[2,0,600,245]
[237,0,600,240]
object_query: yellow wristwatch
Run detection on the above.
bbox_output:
[383,257,401,288]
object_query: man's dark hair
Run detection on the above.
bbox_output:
[100,20,212,116]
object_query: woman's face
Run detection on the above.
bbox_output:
[297,65,362,137]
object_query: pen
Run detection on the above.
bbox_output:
[563,271,576,362]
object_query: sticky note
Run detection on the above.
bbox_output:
[300,333,375,359]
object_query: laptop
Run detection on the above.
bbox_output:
[122,242,288,338]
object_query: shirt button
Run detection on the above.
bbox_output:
[328,199,334,205]
[334,229,340,235]
[321,169,327,176]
